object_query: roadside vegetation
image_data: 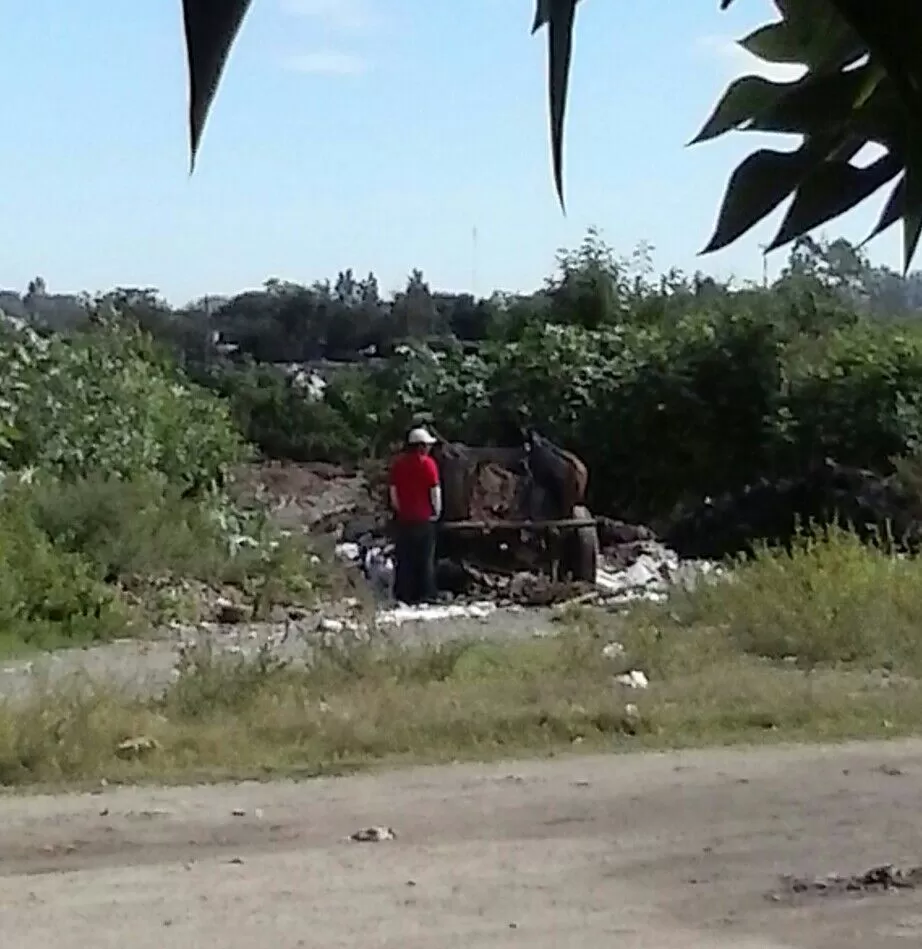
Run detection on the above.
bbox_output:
[2,527,921,788]
[0,315,329,656]
[3,231,922,783]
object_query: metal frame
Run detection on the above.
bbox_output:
[439,517,597,532]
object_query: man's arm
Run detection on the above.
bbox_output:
[429,484,443,520]
[425,456,442,521]
[388,459,401,514]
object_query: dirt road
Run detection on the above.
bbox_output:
[3,740,922,947]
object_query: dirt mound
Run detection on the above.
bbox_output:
[232,461,378,532]
[234,460,349,498]
[468,462,523,520]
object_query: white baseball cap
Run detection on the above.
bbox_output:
[407,427,437,445]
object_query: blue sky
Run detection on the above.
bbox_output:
[0,0,906,305]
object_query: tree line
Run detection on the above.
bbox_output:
[5,231,922,370]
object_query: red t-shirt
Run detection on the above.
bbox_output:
[389,451,440,522]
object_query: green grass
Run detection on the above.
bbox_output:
[2,526,922,788]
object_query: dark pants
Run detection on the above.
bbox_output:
[393,520,437,605]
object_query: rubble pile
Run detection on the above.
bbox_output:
[334,531,720,610]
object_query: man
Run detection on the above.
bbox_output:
[388,426,442,604]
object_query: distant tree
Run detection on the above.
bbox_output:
[391,269,439,340]
[25,276,46,298]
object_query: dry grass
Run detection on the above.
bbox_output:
[2,526,922,789]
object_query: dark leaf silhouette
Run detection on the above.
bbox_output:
[183,0,253,170]
[903,146,922,272]
[702,145,823,254]
[767,153,902,251]
[531,0,580,210]
[739,19,863,71]
[862,175,904,246]
[690,76,787,145]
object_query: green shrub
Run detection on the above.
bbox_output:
[0,321,246,487]
[201,362,369,463]
[784,324,922,472]
[17,473,241,583]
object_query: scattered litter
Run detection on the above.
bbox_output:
[361,545,395,599]
[614,670,649,689]
[215,598,249,624]
[115,735,161,759]
[601,642,625,659]
[595,547,721,604]
[334,542,361,562]
[350,826,396,842]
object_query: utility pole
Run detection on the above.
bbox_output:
[758,244,769,286]
[471,225,478,297]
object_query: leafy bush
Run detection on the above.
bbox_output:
[0,320,246,487]
[17,473,244,583]
[199,362,370,463]
[783,324,922,472]
[0,469,335,648]
[0,491,133,650]
[379,312,922,520]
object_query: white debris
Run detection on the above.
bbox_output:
[318,617,345,634]
[614,670,649,689]
[595,544,720,604]
[376,600,497,627]
[363,546,395,599]
[335,542,361,562]
[601,642,625,660]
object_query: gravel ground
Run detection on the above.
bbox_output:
[0,603,570,701]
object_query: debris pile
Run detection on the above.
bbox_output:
[238,459,723,610]
[776,863,922,899]
[666,458,922,559]
[334,534,719,610]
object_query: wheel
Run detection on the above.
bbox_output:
[564,505,598,582]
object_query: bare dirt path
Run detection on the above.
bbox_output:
[3,739,922,947]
